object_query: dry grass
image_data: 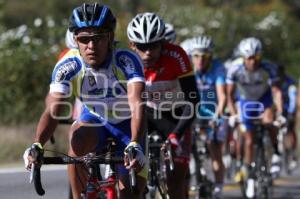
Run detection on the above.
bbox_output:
[0,124,70,165]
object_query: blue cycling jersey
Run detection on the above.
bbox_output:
[195,59,226,118]
[281,76,297,114]
[50,48,145,124]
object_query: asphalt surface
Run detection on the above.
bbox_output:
[1,165,300,198]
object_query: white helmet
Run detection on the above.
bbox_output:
[65,29,77,49]
[239,37,262,58]
[180,35,213,56]
[180,38,194,55]
[127,12,165,43]
[164,23,176,43]
[191,35,214,53]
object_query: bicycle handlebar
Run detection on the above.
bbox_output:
[31,164,45,196]
[30,155,124,196]
[126,147,138,193]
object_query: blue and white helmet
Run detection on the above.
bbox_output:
[69,3,116,33]
[127,12,165,43]
[164,23,176,43]
[238,37,262,58]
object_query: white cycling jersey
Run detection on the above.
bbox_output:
[226,60,279,100]
[50,48,145,124]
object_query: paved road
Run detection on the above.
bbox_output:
[0,166,69,199]
[223,168,300,199]
[1,165,300,198]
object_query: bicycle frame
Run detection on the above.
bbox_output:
[85,163,118,199]
[241,120,273,199]
[191,122,213,199]
[146,133,172,199]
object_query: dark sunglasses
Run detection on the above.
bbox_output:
[76,33,109,44]
[135,41,161,52]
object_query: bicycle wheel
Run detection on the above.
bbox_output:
[255,132,272,199]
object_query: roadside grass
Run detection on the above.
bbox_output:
[0,124,70,166]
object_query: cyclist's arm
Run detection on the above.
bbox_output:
[216,83,226,117]
[127,82,145,142]
[288,84,297,114]
[272,85,283,115]
[34,92,66,145]
[226,83,237,115]
[173,73,200,138]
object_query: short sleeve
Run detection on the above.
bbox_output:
[49,57,82,94]
[226,64,239,84]
[115,50,145,84]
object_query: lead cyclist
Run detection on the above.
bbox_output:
[23,3,147,199]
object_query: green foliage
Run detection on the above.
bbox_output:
[0,0,300,124]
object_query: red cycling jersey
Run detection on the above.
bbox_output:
[144,42,193,110]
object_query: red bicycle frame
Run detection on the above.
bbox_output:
[86,174,118,199]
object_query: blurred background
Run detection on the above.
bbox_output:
[0,0,299,165]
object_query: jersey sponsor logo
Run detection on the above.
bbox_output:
[163,49,188,73]
[55,61,77,82]
[87,87,123,98]
[119,55,135,74]
[88,75,96,87]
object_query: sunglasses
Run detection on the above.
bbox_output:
[76,33,109,44]
[192,52,211,59]
[135,42,161,52]
[246,54,261,61]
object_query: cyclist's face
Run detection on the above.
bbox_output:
[75,28,112,68]
[191,51,212,71]
[244,54,261,71]
[130,41,162,67]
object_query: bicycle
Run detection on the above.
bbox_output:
[144,132,174,199]
[274,119,296,175]
[29,138,137,199]
[240,120,273,199]
[190,121,214,199]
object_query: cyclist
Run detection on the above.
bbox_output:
[278,64,298,170]
[127,12,199,199]
[181,36,227,198]
[164,23,177,44]
[226,37,284,198]
[23,3,147,199]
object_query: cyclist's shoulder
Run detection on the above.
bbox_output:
[115,48,142,66]
[226,60,243,75]
[114,47,144,76]
[211,59,225,72]
[160,43,192,75]
[260,60,277,71]
[52,49,83,82]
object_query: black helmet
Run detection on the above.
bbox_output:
[69,3,116,33]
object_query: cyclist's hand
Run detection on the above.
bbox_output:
[167,133,182,156]
[228,115,238,127]
[124,141,146,171]
[209,116,221,129]
[275,114,287,127]
[23,143,44,171]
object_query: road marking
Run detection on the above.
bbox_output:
[0,165,67,174]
